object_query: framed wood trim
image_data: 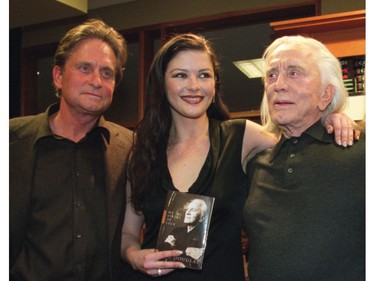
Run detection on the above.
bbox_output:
[230,110,261,119]
[162,1,318,34]
[20,43,57,116]
[138,31,151,120]
[270,10,365,57]
[270,9,365,35]
[20,50,38,116]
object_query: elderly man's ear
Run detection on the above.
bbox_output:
[318,84,335,111]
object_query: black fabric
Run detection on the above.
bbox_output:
[12,131,109,280]
[244,121,365,281]
[9,103,133,281]
[122,119,248,281]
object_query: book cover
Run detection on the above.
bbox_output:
[156,191,215,270]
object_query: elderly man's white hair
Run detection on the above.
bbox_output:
[260,35,348,136]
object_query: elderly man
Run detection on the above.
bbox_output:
[163,199,208,263]
[243,35,365,281]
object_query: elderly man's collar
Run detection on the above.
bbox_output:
[270,121,333,161]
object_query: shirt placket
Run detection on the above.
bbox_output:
[73,144,86,281]
[284,138,299,187]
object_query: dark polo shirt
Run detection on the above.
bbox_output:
[244,121,365,281]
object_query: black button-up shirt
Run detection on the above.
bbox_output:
[15,104,110,280]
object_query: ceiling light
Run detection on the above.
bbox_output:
[233,58,264,79]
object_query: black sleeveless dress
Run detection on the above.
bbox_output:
[122,119,248,281]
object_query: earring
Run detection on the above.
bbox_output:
[212,96,215,104]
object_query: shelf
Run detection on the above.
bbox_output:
[270,10,365,58]
[230,110,260,119]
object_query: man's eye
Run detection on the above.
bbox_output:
[290,71,298,77]
[102,69,114,79]
[79,65,90,72]
[267,72,277,79]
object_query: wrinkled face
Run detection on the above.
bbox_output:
[53,38,116,116]
[264,43,332,136]
[184,200,204,225]
[165,50,215,121]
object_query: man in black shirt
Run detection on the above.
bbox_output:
[10,19,133,280]
[244,35,365,281]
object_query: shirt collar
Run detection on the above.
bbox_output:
[34,102,110,145]
[96,115,110,143]
[270,120,334,161]
[34,103,59,143]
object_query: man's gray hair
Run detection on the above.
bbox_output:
[260,35,348,135]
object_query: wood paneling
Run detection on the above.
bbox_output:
[270,10,365,57]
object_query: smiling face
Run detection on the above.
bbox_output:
[264,43,333,137]
[164,50,216,121]
[53,38,116,117]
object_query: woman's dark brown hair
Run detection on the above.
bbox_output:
[128,33,230,212]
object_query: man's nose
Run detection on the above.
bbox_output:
[274,73,288,92]
[90,69,103,88]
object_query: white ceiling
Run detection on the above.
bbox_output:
[10,0,137,29]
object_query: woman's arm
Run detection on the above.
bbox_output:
[241,120,278,171]
[121,181,185,277]
[121,182,146,267]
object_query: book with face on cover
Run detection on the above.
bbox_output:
[156,190,215,270]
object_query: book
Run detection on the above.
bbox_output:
[156,191,215,270]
